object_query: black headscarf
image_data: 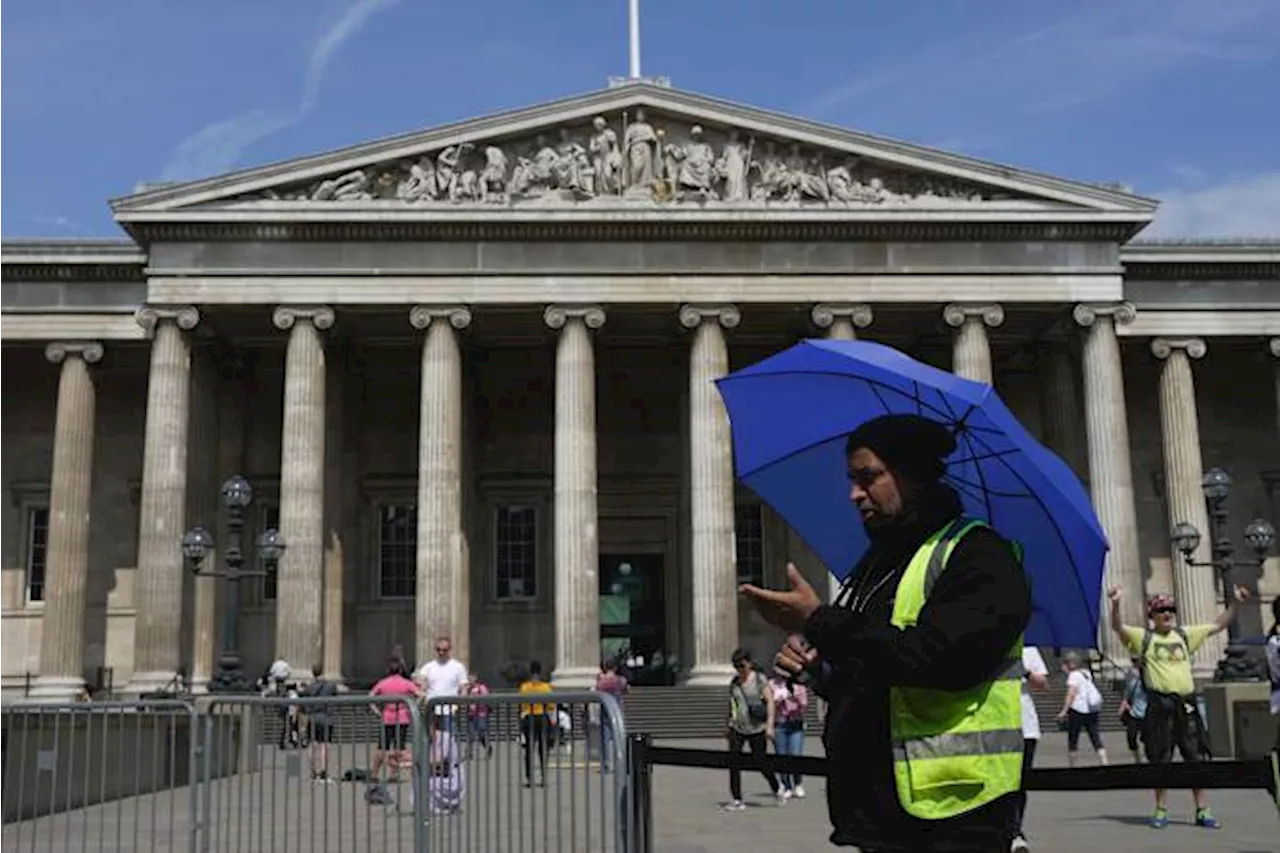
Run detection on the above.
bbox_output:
[845,414,957,486]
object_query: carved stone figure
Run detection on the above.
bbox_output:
[589,116,622,195]
[752,142,788,201]
[666,125,718,200]
[436,145,477,202]
[556,128,591,196]
[716,130,752,202]
[623,108,658,192]
[311,169,372,201]
[783,143,829,202]
[479,146,509,204]
[397,156,439,201]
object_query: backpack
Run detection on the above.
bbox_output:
[1078,670,1104,713]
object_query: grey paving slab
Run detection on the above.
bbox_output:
[2,735,1275,852]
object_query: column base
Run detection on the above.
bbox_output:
[26,675,86,702]
[188,677,211,695]
[551,667,600,689]
[123,670,187,698]
[684,664,736,686]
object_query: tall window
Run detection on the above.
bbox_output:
[734,502,765,586]
[25,506,50,603]
[260,504,280,601]
[495,505,538,600]
[378,504,417,599]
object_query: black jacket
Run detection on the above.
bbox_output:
[803,484,1031,852]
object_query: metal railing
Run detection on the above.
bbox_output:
[1,690,634,853]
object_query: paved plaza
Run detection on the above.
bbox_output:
[3,736,1275,852]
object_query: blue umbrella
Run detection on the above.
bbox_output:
[714,338,1108,649]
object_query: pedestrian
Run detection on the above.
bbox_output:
[416,636,468,736]
[1055,651,1109,767]
[462,672,492,758]
[768,673,809,801]
[740,413,1031,853]
[1268,597,1280,751]
[722,649,781,811]
[1118,656,1149,765]
[593,659,630,772]
[1107,584,1246,829]
[1011,645,1049,852]
[302,662,338,782]
[367,655,423,806]
[518,661,553,787]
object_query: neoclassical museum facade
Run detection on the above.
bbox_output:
[2,82,1278,699]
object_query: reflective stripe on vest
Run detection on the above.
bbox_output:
[888,517,1026,821]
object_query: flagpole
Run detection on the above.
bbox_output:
[628,0,641,79]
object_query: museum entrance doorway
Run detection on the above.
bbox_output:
[598,553,673,686]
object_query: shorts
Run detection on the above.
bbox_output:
[1066,710,1103,751]
[1142,693,1206,764]
[309,721,332,744]
[380,723,408,751]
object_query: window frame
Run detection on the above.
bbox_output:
[20,499,51,606]
[492,503,541,603]
[257,501,281,603]
[373,499,418,601]
[733,498,767,587]
[479,481,550,610]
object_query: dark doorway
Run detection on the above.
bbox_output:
[598,554,673,686]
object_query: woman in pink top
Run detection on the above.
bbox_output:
[769,675,809,800]
[369,656,423,785]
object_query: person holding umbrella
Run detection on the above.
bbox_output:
[741,413,1031,852]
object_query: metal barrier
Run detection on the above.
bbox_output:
[422,691,631,853]
[2,700,198,852]
[2,695,432,853]
[625,737,1280,853]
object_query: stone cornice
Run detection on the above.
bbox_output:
[114,217,1144,247]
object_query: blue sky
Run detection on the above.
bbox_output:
[3,0,1278,239]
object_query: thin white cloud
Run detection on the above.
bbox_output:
[160,0,398,182]
[806,0,1279,121]
[1143,173,1280,239]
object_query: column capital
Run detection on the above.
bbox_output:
[679,304,740,330]
[1151,337,1207,360]
[273,306,335,331]
[1072,302,1136,328]
[45,341,104,365]
[408,305,472,331]
[943,303,1004,329]
[1269,337,1279,358]
[135,305,199,337]
[544,304,606,330]
[811,303,873,330]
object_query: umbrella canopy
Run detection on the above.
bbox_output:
[714,338,1108,649]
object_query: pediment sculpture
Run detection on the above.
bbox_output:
[246,109,1009,208]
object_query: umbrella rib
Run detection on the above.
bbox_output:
[952,422,1099,641]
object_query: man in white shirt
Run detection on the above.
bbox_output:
[416,636,468,734]
[1011,646,1049,852]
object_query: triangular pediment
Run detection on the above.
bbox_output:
[112,82,1155,220]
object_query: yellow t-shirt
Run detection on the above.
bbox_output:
[519,680,554,717]
[1121,624,1215,697]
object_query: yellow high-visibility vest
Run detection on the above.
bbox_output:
[888,517,1025,820]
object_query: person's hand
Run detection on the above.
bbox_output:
[1055,709,1067,721]
[1107,585,1123,604]
[740,564,823,633]
[773,635,818,679]
[766,725,775,742]
[1230,585,1250,604]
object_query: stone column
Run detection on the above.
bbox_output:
[272,306,334,676]
[409,306,471,667]
[812,304,874,601]
[1038,345,1087,477]
[545,305,606,686]
[680,304,741,685]
[186,348,221,693]
[321,344,348,685]
[943,303,1004,384]
[1151,337,1224,675]
[29,342,103,700]
[128,306,200,694]
[1073,303,1142,662]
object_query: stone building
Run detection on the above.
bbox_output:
[3,82,1278,699]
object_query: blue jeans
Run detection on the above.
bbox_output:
[773,722,805,790]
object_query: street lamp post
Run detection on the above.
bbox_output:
[182,475,286,694]
[1170,467,1276,682]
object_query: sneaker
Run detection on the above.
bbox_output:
[1149,808,1170,829]
[1194,808,1220,829]
[1010,835,1030,852]
[722,800,746,812]
[777,789,791,804]
[792,784,806,799]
